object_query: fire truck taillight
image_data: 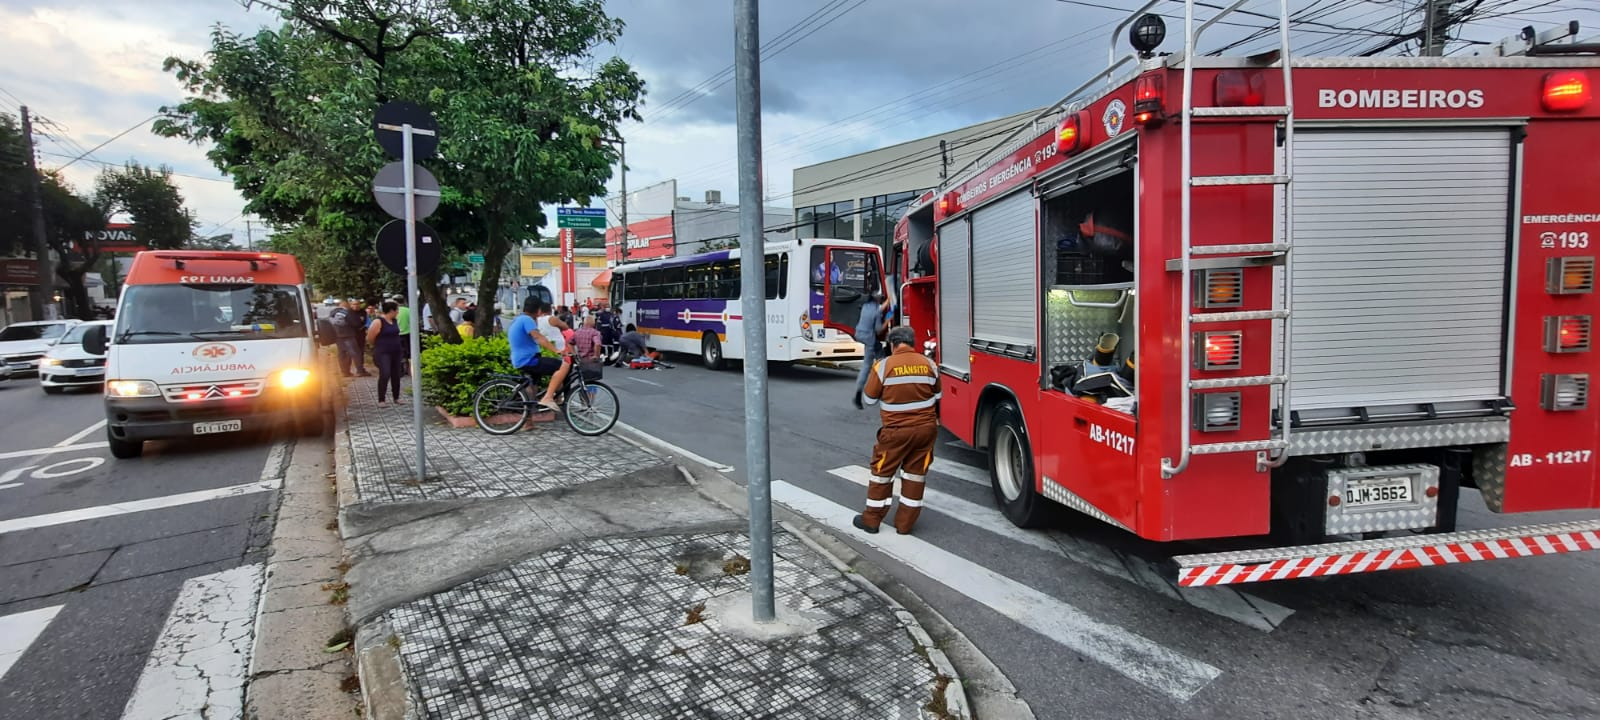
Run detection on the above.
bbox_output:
[1541,374,1589,411]
[937,191,960,218]
[1134,73,1164,124]
[1545,315,1591,353]
[1214,70,1265,107]
[1542,71,1592,113]
[1193,392,1241,432]
[1193,268,1243,308]
[1194,331,1242,371]
[1547,256,1595,294]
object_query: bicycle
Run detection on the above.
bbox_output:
[470,360,620,436]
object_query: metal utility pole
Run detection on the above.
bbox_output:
[618,138,629,265]
[1423,0,1457,56]
[245,218,254,251]
[734,0,775,623]
[20,107,52,321]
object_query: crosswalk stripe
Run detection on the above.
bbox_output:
[0,605,63,681]
[929,458,989,488]
[0,479,281,536]
[121,564,265,720]
[827,465,1293,632]
[773,480,1222,702]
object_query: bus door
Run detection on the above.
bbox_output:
[812,246,881,337]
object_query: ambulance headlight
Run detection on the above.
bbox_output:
[108,380,159,398]
[277,368,313,389]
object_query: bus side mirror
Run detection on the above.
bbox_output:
[83,324,108,356]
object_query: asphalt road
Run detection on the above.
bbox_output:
[0,379,283,720]
[613,355,1600,720]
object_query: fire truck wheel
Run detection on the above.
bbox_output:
[989,402,1053,528]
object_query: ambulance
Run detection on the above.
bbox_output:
[84,251,327,458]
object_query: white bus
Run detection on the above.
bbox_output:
[610,238,888,369]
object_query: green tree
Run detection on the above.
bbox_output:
[156,0,644,340]
[40,174,108,319]
[44,164,194,319]
[0,113,32,259]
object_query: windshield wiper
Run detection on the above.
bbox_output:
[118,330,189,341]
[189,330,250,338]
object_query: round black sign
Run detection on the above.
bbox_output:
[373,101,439,160]
[375,219,442,276]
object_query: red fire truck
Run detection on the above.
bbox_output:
[892,4,1600,586]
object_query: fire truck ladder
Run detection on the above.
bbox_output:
[1163,0,1296,478]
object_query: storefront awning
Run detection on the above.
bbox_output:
[592,269,613,288]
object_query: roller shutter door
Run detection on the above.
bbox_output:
[970,190,1038,348]
[1289,128,1512,413]
[938,218,972,374]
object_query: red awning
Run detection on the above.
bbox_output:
[592,269,613,287]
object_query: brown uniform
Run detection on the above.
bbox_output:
[861,346,941,533]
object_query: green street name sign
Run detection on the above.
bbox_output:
[556,207,607,229]
[468,253,485,264]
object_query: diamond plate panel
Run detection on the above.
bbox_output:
[1044,286,1133,370]
[1041,475,1132,532]
[1285,418,1510,457]
[1475,443,1509,512]
[1325,464,1440,534]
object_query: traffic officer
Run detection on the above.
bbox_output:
[853,325,941,535]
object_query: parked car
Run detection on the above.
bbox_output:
[0,320,81,376]
[39,320,114,394]
[0,358,12,384]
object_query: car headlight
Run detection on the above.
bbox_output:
[277,368,312,389]
[40,358,62,367]
[108,380,159,397]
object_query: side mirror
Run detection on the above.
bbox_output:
[83,324,108,356]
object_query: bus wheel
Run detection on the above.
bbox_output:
[702,333,725,370]
[989,402,1052,528]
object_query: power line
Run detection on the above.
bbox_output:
[38,151,235,184]
[50,114,161,171]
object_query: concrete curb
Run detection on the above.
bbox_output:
[644,436,1009,720]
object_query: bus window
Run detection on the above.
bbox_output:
[765,254,788,300]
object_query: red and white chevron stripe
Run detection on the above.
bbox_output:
[1177,523,1600,588]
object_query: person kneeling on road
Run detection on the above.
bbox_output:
[508,298,572,413]
[853,325,942,536]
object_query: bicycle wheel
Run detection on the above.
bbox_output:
[473,379,530,435]
[564,380,620,436]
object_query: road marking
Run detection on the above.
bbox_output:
[773,481,1221,701]
[0,479,281,536]
[615,422,735,472]
[0,605,63,681]
[930,457,990,488]
[121,564,264,720]
[0,442,107,460]
[626,376,664,387]
[56,419,108,447]
[30,457,106,479]
[828,465,1292,632]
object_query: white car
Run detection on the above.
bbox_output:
[40,320,113,394]
[0,320,81,377]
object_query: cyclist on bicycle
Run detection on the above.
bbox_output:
[509,297,572,413]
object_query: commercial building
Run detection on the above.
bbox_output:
[790,107,1040,253]
[605,180,792,263]
[519,246,609,306]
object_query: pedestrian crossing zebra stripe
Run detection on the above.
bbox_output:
[826,465,1292,633]
[773,480,1223,702]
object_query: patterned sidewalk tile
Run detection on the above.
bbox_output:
[384,530,938,720]
[343,377,660,503]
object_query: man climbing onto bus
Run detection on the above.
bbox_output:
[852,290,892,409]
[854,325,941,536]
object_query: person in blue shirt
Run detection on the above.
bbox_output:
[508,298,572,412]
[852,291,893,409]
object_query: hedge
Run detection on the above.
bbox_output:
[419,335,514,416]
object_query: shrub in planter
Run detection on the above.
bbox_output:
[419,335,513,416]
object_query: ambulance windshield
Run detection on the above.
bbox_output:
[116,284,308,344]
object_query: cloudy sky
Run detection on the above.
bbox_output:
[1,0,1595,244]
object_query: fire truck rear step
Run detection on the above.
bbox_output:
[1191,174,1292,187]
[1172,519,1600,587]
[1188,243,1291,256]
[1189,105,1294,118]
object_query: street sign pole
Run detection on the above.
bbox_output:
[403,123,426,485]
[734,0,775,624]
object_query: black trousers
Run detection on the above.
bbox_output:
[373,348,403,402]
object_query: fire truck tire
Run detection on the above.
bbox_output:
[988,402,1053,528]
[702,333,726,371]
